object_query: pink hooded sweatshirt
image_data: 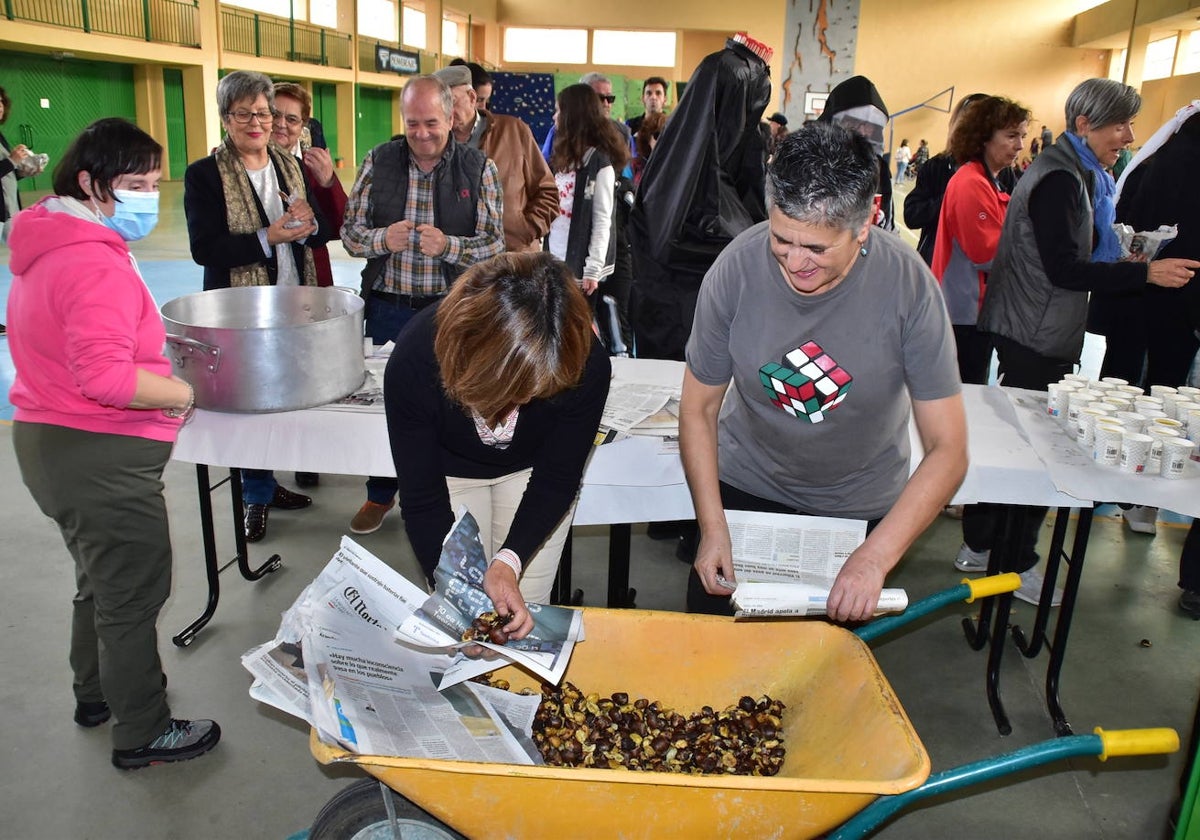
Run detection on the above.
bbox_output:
[7,199,181,442]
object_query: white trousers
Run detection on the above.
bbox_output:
[445,467,577,605]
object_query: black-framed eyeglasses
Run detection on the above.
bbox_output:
[228,109,274,124]
[599,94,616,104]
[273,111,304,127]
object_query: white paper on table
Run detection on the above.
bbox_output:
[600,381,677,432]
[1005,389,1200,517]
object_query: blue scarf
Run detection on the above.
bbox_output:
[1062,132,1121,263]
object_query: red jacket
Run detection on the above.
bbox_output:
[932,159,1009,325]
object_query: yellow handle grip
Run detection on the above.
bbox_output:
[963,573,1022,603]
[1094,727,1180,761]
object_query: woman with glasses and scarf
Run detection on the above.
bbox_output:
[183,70,333,542]
[977,78,1199,603]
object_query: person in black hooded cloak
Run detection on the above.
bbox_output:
[627,32,773,361]
[817,75,894,231]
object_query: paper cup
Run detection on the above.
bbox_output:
[1159,438,1196,479]
[1150,384,1178,399]
[1152,417,1185,434]
[1086,401,1117,416]
[1100,376,1128,387]
[1147,426,1181,473]
[1067,390,1098,427]
[1119,433,1153,474]
[1103,397,1133,412]
[1162,393,1187,420]
[1063,373,1090,384]
[1046,382,1072,417]
[1076,408,1106,448]
[1176,402,1200,435]
[1092,423,1124,466]
[1178,386,1200,400]
[1188,408,1200,443]
[1115,384,1145,398]
[1115,411,1147,433]
[1134,396,1164,413]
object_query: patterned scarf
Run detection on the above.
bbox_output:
[1062,131,1121,264]
[214,140,317,287]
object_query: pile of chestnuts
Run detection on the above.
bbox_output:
[529,680,787,776]
[462,611,511,645]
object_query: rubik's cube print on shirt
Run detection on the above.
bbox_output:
[759,340,853,424]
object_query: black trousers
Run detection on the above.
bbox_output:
[686,481,880,616]
[988,335,1074,573]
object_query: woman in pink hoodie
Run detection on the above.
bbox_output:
[7,118,220,771]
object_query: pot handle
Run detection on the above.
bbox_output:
[165,334,222,373]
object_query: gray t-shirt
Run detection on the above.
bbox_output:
[686,221,960,520]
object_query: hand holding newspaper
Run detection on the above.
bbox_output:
[724,509,908,617]
[395,508,584,688]
[241,536,543,763]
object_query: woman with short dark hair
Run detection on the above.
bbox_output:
[9,118,220,770]
[384,251,611,634]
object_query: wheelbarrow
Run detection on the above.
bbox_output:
[305,574,1179,839]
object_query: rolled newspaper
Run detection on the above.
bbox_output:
[730,581,909,617]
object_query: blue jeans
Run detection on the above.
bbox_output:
[241,469,277,506]
[365,295,425,503]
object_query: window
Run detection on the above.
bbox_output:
[592,30,676,67]
[1142,35,1178,81]
[402,5,425,49]
[503,28,588,64]
[1179,31,1200,75]
[358,0,397,41]
[310,0,336,28]
[443,17,464,57]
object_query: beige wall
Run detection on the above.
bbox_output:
[1140,71,1200,128]
[855,0,1107,157]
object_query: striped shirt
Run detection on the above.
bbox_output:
[341,145,504,296]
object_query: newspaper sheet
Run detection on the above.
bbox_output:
[241,536,543,764]
[1005,389,1200,517]
[600,381,677,432]
[314,341,394,413]
[723,509,908,616]
[395,509,585,689]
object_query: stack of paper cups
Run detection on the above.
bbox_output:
[1147,426,1181,473]
[1160,438,1196,478]
[1120,432,1154,474]
[1092,422,1124,466]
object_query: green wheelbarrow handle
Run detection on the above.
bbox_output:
[853,573,1022,643]
[829,727,1180,840]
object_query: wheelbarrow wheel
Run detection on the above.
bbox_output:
[309,778,467,840]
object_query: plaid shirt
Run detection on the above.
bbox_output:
[341,144,504,296]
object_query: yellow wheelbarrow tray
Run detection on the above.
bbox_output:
[309,579,1178,840]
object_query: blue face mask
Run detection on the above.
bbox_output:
[99,189,160,241]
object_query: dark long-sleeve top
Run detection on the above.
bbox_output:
[1027,169,1146,294]
[183,153,332,290]
[383,304,612,574]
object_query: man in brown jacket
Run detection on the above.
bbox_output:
[433,65,558,252]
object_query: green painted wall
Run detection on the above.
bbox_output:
[0,52,136,193]
[163,68,188,180]
[355,85,394,165]
[312,82,338,161]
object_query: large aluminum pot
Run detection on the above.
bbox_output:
[161,286,366,413]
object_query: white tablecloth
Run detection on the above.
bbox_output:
[172,360,1085,525]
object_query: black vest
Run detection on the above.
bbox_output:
[361,137,487,294]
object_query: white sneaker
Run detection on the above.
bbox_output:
[954,543,990,573]
[1014,569,1063,607]
[1122,505,1158,536]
